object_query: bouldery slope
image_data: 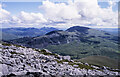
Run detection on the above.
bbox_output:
[0,43,119,77]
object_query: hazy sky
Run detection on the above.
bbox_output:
[0,0,118,29]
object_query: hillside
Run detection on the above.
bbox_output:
[1,27,58,40]
[0,31,19,41]
[9,26,119,60]
[0,42,119,76]
[76,56,120,69]
[95,28,119,36]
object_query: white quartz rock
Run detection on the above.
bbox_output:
[0,64,9,75]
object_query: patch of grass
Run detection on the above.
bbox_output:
[68,61,95,70]
[14,44,25,48]
[55,59,63,64]
[0,47,2,49]
[41,49,52,55]
[55,59,95,70]
[78,56,120,69]
[56,59,69,64]
[2,43,11,46]
[36,49,59,58]
[2,42,26,49]
[78,63,95,70]
[10,51,24,55]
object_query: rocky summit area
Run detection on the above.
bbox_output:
[0,43,119,77]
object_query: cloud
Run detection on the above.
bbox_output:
[38,0,118,28]
[108,0,116,8]
[0,4,13,27]
[40,0,81,21]
[0,4,47,27]
[0,0,118,28]
[19,11,47,25]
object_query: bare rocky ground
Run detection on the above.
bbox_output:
[0,43,119,77]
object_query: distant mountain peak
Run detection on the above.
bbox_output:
[45,30,63,35]
[40,27,58,30]
[66,26,90,32]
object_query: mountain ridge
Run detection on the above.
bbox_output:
[9,26,119,59]
[1,27,58,41]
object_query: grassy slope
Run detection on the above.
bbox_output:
[46,40,119,59]
[46,29,119,59]
[78,56,120,69]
